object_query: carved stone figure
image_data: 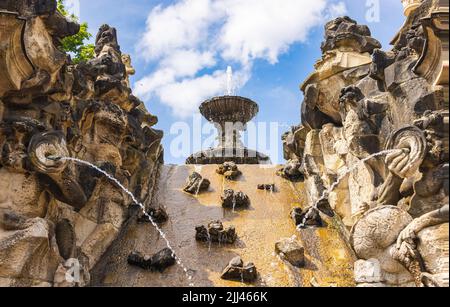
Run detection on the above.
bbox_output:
[0,0,162,287]
[283,0,448,287]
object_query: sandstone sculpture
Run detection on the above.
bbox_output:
[0,0,162,286]
[1,0,448,289]
[283,0,449,287]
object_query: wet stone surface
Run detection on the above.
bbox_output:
[127,248,176,272]
[137,207,168,224]
[291,207,324,228]
[316,199,335,217]
[221,256,258,283]
[216,162,242,180]
[221,189,250,209]
[195,220,237,244]
[275,238,305,268]
[277,160,304,182]
[257,184,276,191]
[183,172,211,195]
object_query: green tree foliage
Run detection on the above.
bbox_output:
[57,0,95,64]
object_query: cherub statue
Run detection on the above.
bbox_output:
[121,54,136,88]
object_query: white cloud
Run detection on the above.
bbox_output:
[160,50,216,78]
[135,0,347,118]
[158,71,227,118]
[217,0,326,64]
[138,0,219,60]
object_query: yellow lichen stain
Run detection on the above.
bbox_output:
[108,165,356,287]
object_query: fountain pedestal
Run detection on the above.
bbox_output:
[186,95,270,164]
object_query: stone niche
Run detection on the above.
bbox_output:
[0,0,163,287]
[282,0,449,287]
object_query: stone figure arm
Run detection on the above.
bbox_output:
[396,205,449,249]
[377,149,410,206]
[385,148,411,178]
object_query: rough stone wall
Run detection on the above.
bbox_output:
[283,0,449,287]
[0,0,163,286]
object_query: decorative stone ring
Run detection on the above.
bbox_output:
[28,131,70,174]
[385,126,427,178]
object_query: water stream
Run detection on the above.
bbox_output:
[58,157,195,286]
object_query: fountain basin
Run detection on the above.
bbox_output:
[187,95,269,164]
[200,96,258,125]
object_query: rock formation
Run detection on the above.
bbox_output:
[127,248,176,272]
[221,189,250,209]
[183,172,211,195]
[195,220,237,244]
[257,183,276,191]
[283,0,449,287]
[0,0,162,286]
[275,237,305,268]
[216,161,242,180]
[221,256,258,283]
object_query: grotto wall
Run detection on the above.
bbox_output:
[0,0,163,286]
[283,0,449,287]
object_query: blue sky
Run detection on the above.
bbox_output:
[76,0,405,164]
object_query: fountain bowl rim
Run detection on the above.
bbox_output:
[199,95,259,123]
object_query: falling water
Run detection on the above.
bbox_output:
[269,185,275,198]
[232,193,237,213]
[226,66,233,96]
[206,228,212,253]
[195,178,204,196]
[58,157,194,286]
[298,149,400,229]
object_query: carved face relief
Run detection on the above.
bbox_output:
[0,169,46,220]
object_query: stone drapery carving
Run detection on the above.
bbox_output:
[0,0,162,287]
[283,0,448,287]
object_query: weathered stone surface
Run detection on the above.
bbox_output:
[1,0,448,289]
[149,248,177,272]
[283,0,449,287]
[275,238,305,267]
[127,251,152,270]
[354,258,383,283]
[291,207,323,228]
[137,207,168,224]
[321,16,381,54]
[0,0,162,287]
[221,256,258,283]
[221,189,250,209]
[216,162,242,180]
[90,165,356,287]
[277,159,304,182]
[183,172,211,195]
[257,184,275,191]
[195,220,237,244]
[127,248,176,272]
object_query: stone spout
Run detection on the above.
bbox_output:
[28,131,87,210]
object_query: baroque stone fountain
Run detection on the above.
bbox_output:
[0,0,448,288]
[186,67,269,164]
